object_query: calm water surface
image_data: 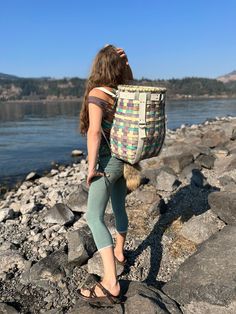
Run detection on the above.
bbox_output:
[0,99,236,186]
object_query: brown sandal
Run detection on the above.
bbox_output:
[77,281,122,304]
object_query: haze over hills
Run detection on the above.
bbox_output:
[0,73,19,80]
[217,70,236,83]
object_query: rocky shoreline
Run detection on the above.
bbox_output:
[0,116,236,313]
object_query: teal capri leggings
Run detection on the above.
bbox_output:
[85,155,128,250]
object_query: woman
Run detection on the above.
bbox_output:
[78,45,133,303]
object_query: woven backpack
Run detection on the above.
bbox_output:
[96,85,167,165]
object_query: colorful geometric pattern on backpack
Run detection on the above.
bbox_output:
[110,85,167,164]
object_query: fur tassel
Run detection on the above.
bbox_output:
[123,163,141,191]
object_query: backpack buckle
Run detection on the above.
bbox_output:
[139,121,147,129]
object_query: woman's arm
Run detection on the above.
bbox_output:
[87,102,104,186]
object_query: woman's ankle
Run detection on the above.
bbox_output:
[114,247,123,255]
[102,277,119,288]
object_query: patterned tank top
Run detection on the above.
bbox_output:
[88,89,116,156]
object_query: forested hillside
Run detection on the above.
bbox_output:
[0,74,236,101]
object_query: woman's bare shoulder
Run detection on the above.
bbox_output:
[88,87,113,102]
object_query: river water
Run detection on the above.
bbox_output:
[0,98,236,186]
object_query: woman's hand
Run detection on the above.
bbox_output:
[116,47,129,65]
[87,169,104,187]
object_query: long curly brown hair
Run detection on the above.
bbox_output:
[79,45,133,135]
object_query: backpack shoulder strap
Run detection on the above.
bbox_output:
[94,87,117,98]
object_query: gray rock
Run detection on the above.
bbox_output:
[87,251,124,277]
[162,152,194,174]
[231,127,236,140]
[218,175,236,186]
[104,213,116,234]
[225,141,236,154]
[156,167,180,192]
[38,177,56,187]
[66,185,88,212]
[0,208,14,222]
[201,129,227,148]
[21,249,68,288]
[71,149,84,156]
[81,179,89,192]
[179,163,201,182]
[163,225,236,307]
[226,155,236,171]
[148,197,168,217]
[10,202,21,213]
[195,154,216,169]
[208,191,236,224]
[179,210,225,244]
[218,175,235,186]
[69,304,122,314]
[67,226,96,265]
[161,143,192,158]
[212,147,229,158]
[0,250,31,279]
[141,168,160,185]
[0,303,19,314]
[20,202,36,215]
[50,169,59,176]
[181,301,236,314]
[0,241,18,251]
[179,165,210,188]
[70,281,182,314]
[25,171,39,181]
[222,182,236,191]
[43,203,74,225]
[129,186,161,205]
[47,189,60,205]
[44,310,64,314]
[214,154,236,174]
[195,144,212,156]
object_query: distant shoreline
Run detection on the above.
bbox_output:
[0,98,83,105]
[1,94,236,104]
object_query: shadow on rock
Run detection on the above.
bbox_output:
[125,172,220,286]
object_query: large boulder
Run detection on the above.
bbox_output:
[179,210,225,244]
[181,301,236,314]
[201,129,227,148]
[21,249,68,288]
[162,225,236,311]
[69,281,182,314]
[43,203,75,225]
[195,154,216,169]
[67,226,96,265]
[208,191,236,224]
[162,152,194,174]
[66,185,88,213]
[155,167,180,192]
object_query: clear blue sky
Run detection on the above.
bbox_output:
[0,0,235,79]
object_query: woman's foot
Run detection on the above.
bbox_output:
[79,279,120,298]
